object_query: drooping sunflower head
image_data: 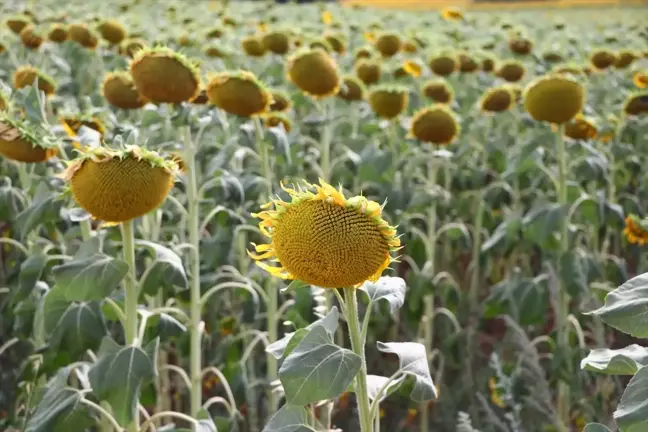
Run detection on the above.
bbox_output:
[269,89,292,112]
[542,50,564,64]
[355,58,381,86]
[0,115,58,163]
[13,66,57,96]
[48,24,69,43]
[624,215,648,246]
[614,50,637,69]
[552,64,586,78]
[102,71,148,110]
[480,87,515,113]
[19,25,44,50]
[130,46,201,104]
[563,114,597,140]
[481,55,497,73]
[263,112,292,132]
[241,35,266,57]
[503,83,523,102]
[422,79,453,104]
[458,52,479,74]
[324,32,346,54]
[634,71,648,89]
[403,39,419,54]
[523,74,585,124]
[409,105,459,145]
[6,15,31,34]
[68,23,99,49]
[508,37,533,55]
[338,75,366,102]
[206,70,271,117]
[309,38,333,53]
[249,179,400,288]
[120,38,147,58]
[368,85,409,120]
[428,52,458,77]
[287,48,340,98]
[623,92,648,117]
[62,145,178,224]
[354,45,376,62]
[374,32,402,58]
[590,49,616,70]
[98,19,127,45]
[262,31,290,55]
[497,60,526,83]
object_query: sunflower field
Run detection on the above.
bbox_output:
[0,0,647,431]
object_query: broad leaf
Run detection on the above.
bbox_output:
[376,342,436,402]
[262,405,317,432]
[49,300,106,357]
[614,366,648,431]
[560,249,590,296]
[267,307,339,359]
[279,325,361,405]
[15,183,64,239]
[137,240,188,296]
[53,254,128,302]
[366,374,406,402]
[359,277,406,314]
[25,366,83,432]
[16,253,47,303]
[147,313,187,341]
[583,424,612,432]
[581,345,648,375]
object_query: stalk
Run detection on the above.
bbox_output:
[183,126,203,417]
[121,219,139,432]
[468,150,486,314]
[344,287,373,432]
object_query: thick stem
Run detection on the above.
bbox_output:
[80,219,92,241]
[121,219,139,432]
[320,99,333,183]
[184,126,202,417]
[468,153,486,313]
[344,287,373,432]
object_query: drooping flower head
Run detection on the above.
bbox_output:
[249,179,401,288]
[0,115,58,163]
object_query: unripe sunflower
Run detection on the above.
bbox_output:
[509,37,533,55]
[269,89,292,112]
[263,112,292,132]
[130,47,201,104]
[324,33,346,54]
[355,59,381,85]
[429,53,458,77]
[480,87,515,113]
[13,66,57,95]
[590,49,616,70]
[262,31,290,55]
[497,61,526,82]
[458,52,479,73]
[241,35,266,57]
[102,71,148,109]
[204,44,229,58]
[542,51,564,63]
[354,46,375,61]
[120,38,147,58]
[564,114,597,140]
[206,70,271,117]
[62,146,178,224]
[374,32,401,57]
[623,92,648,116]
[481,56,496,73]
[403,39,418,53]
[19,25,43,50]
[614,50,637,69]
[309,38,333,53]
[68,23,99,49]
[48,24,68,43]
[7,16,31,34]
[98,20,126,45]
[338,75,366,102]
[287,48,340,98]
[422,79,453,104]
[368,85,409,119]
[0,116,58,163]
[523,75,585,124]
[249,179,400,288]
[409,105,459,145]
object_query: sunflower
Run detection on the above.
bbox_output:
[309,38,333,53]
[268,89,292,112]
[68,23,99,49]
[481,55,497,73]
[355,59,381,86]
[542,50,564,63]
[458,52,479,73]
[204,44,229,58]
[624,215,648,246]
[338,75,366,102]
[287,48,340,98]
[102,71,148,109]
[402,60,422,78]
[7,15,31,34]
[480,87,515,113]
[190,89,209,105]
[497,61,526,83]
[590,49,616,70]
[429,53,458,77]
[263,112,292,132]
[633,71,648,89]
[241,35,266,57]
[262,31,290,55]
[0,117,56,163]
[563,114,597,140]
[422,79,453,104]
[374,32,401,58]
[508,37,533,55]
[205,26,224,39]
[524,75,584,124]
[248,179,400,288]
[19,25,43,50]
[623,92,648,116]
[409,105,459,145]
[62,146,178,224]
[403,40,418,53]
[441,7,464,21]
[614,50,637,69]
[120,38,147,58]
[354,46,376,62]
[324,33,346,54]
[48,24,69,43]
[206,70,271,117]
[368,85,409,120]
[130,46,201,104]
[13,66,57,95]
[98,19,127,45]
[61,115,106,149]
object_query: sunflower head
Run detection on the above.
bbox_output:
[309,38,333,53]
[102,71,148,110]
[458,52,479,73]
[68,23,99,49]
[6,15,31,34]
[374,32,401,58]
[354,45,376,62]
[508,37,533,55]
[241,35,266,57]
[324,32,346,54]
[623,92,648,116]
[542,50,564,64]
[402,60,423,78]
[338,75,366,102]
[403,39,419,53]
[633,71,648,89]
[206,70,271,117]
[590,49,616,70]
[13,66,57,96]
[564,114,597,140]
[429,52,458,77]
[206,26,224,39]
[523,74,585,124]
[0,115,58,163]
[614,50,637,69]
[262,31,290,55]
[355,59,381,86]
[263,112,292,132]
[130,46,201,104]
[287,48,340,98]
[481,55,497,73]
[269,89,292,112]
[409,105,459,145]
[497,60,526,82]
[552,64,586,77]
[249,179,400,288]
[98,19,127,45]
[48,24,69,43]
[120,38,147,58]
[422,79,453,104]
[480,87,515,113]
[62,146,178,224]
[368,85,409,120]
[503,83,523,102]
[624,215,648,246]
[19,25,44,50]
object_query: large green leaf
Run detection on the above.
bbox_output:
[48,300,107,356]
[16,252,47,303]
[137,240,188,297]
[25,366,83,432]
[583,424,612,432]
[581,345,648,375]
[615,366,648,431]
[88,337,159,426]
[267,306,339,359]
[262,405,317,432]
[560,249,590,297]
[587,273,648,338]
[52,253,128,302]
[15,183,64,239]
[359,276,406,314]
[279,325,361,405]
[376,342,436,402]
[366,374,406,402]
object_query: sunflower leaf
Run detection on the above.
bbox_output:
[136,241,188,297]
[376,341,436,402]
[52,253,128,302]
[262,405,317,432]
[359,276,406,314]
[614,365,648,432]
[581,345,648,375]
[583,424,612,432]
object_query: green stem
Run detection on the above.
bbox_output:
[183,126,202,417]
[80,219,91,242]
[344,287,373,432]
[121,219,139,432]
[320,99,333,183]
[468,153,486,313]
